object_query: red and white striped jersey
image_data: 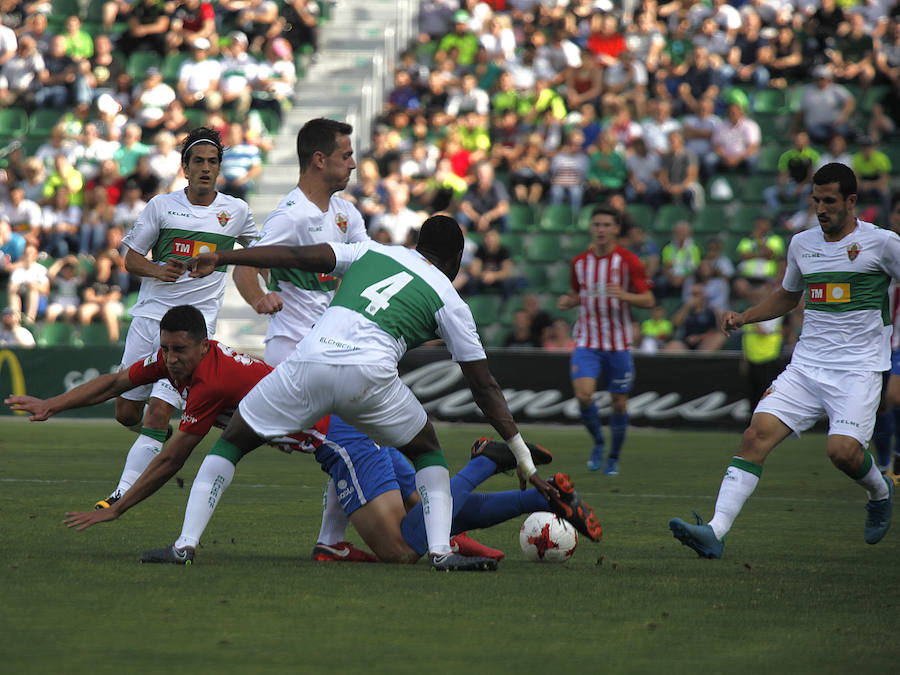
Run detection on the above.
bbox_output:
[891,280,900,352]
[570,245,650,351]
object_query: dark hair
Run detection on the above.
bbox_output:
[296,118,353,172]
[891,191,900,210]
[181,127,224,166]
[591,203,621,225]
[813,162,857,198]
[417,214,464,259]
[160,305,208,342]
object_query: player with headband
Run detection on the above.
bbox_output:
[94,126,258,511]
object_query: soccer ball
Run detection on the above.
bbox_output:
[519,512,577,563]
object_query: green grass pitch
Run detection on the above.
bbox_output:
[2,417,899,674]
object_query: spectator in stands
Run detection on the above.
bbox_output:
[347,157,387,228]
[35,34,89,109]
[504,308,541,350]
[45,255,83,325]
[278,0,320,56]
[764,130,820,216]
[20,158,46,205]
[131,67,177,135]
[148,130,181,190]
[624,136,663,208]
[446,72,490,117]
[783,193,820,233]
[585,129,627,205]
[0,182,41,246]
[458,161,510,233]
[702,235,735,286]
[177,37,222,112]
[641,98,681,155]
[852,135,892,222]
[623,223,661,282]
[218,32,256,119]
[40,186,80,258]
[0,307,35,347]
[34,125,78,172]
[102,0,135,34]
[827,11,876,92]
[0,34,42,108]
[368,181,423,245]
[625,11,666,80]
[692,15,732,66]
[86,158,124,207]
[767,24,805,89]
[675,46,721,117]
[7,243,48,323]
[95,92,127,142]
[723,10,771,91]
[124,155,161,203]
[62,15,93,61]
[508,132,550,206]
[664,282,725,352]
[154,99,196,144]
[168,0,218,55]
[437,10,479,67]
[741,281,784,408]
[100,223,135,293]
[78,250,123,343]
[237,0,281,54]
[681,96,720,179]
[253,37,296,119]
[543,318,576,353]
[659,129,703,210]
[603,49,649,120]
[816,132,853,170]
[466,227,516,299]
[795,65,855,144]
[683,258,730,313]
[659,220,701,298]
[733,216,785,299]
[0,219,26,285]
[112,179,147,232]
[563,48,603,115]
[20,11,52,55]
[521,292,554,345]
[548,130,588,213]
[605,101,642,153]
[218,122,262,200]
[80,183,114,255]
[121,0,171,58]
[587,12,625,65]
[73,122,119,184]
[113,123,151,178]
[639,304,674,353]
[706,100,761,176]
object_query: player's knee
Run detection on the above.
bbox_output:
[370,538,419,564]
[739,425,772,463]
[825,439,859,471]
[114,398,143,428]
[143,399,175,429]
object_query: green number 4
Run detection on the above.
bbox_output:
[360,271,413,315]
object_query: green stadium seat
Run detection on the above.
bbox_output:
[652,204,693,234]
[162,52,190,84]
[37,322,75,347]
[576,204,594,229]
[706,174,742,204]
[53,0,81,18]
[78,323,115,346]
[522,233,563,263]
[127,51,162,82]
[758,145,783,174]
[467,295,504,326]
[740,175,775,204]
[695,204,730,234]
[731,204,769,233]
[498,232,523,258]
[182,108,209,127]
[563,232,590,257]
[538,204,574,231]
[29,108,66,138]
[519,265,547,291]
[546,263,572,295]
[478,322,507,349]
[754,114,791,143]
[499,295,526,325]
[860,86,890,113]
[752,88,787,115]
[507,203,537,232]
[0,107,29,140]
[625,203,655,230]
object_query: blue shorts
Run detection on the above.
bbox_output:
[891,350,900,376]
[569,347,634,394]
[313,415,417,516]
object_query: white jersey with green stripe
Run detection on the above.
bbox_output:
[295,241,486,366]
[124,189,256,322]
[782,219,900,371]
[253,187,368,345]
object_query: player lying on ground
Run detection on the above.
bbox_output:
[7,305,602,565]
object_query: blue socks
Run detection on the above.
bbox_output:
[609,412,629,461]
[873,411,894,470]
[580,402,604,445]
[451,489,549,534]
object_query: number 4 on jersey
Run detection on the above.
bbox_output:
[360,272,413,315]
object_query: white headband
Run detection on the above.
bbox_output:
[184,138,218,154]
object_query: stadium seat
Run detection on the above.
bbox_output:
[652,204,693,234]
[706,174,742,204]
[576,204,594,230]
[694,204,730,234]
[507,203,536,232]
[563,232,590,257]
[53,0,81,18]
[162,52,190,84]
[29,108,66,138]
[731,204,769,233]
[758,145,783,174]
[740,175,774,204]
[478,322,507,349]
[860,86,890,114]
[255,108,281,135]
[625,203,654,230]
[467,295,504,326]
[0,107,29,140]
[538,204,574,231]
[499,295,526,325]
[37,322,75,347]
[751,89,787,115]
[78,323,115,346]
[519,265,547,291]
[754,114,791,144]
[127,51,160,82]
[546,263,572,295]
[522,232,563,263]
[497,233,523,259]
[182,108,209,127]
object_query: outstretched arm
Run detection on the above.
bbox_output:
[5,370,136,421]
[722,287,803,335]
[190,244,337,278]
[62,431,204,530]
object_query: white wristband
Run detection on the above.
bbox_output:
[507,433,537,478]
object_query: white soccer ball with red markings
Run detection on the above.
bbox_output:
[519,511,577,562]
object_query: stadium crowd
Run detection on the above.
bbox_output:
[2,0,900,354]
[0,0,320,344]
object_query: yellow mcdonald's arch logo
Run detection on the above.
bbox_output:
[0,349,26,415]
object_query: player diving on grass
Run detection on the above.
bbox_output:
[6,304,602,565]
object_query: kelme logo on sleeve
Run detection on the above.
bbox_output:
[808,282,850,303]
[172,238,217,257]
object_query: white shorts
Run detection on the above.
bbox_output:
[238,359,428,449]
[755,363,881,446]
[263,335,299,366]
[118,314,216,407]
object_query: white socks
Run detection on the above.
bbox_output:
[855,453,890,501]
[114,433,164,495]
[707,458,762,540]
[174,454,235,549]
[316,479,349,545]
[415,465,453,555]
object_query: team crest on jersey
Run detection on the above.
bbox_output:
[217,211,230,227]
[761,384,775,399]
[143,352,159,366]
[336,212,348,233]
[847,242,861,261]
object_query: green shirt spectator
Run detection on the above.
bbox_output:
[437,11,479,66]
[62,16,94,60]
